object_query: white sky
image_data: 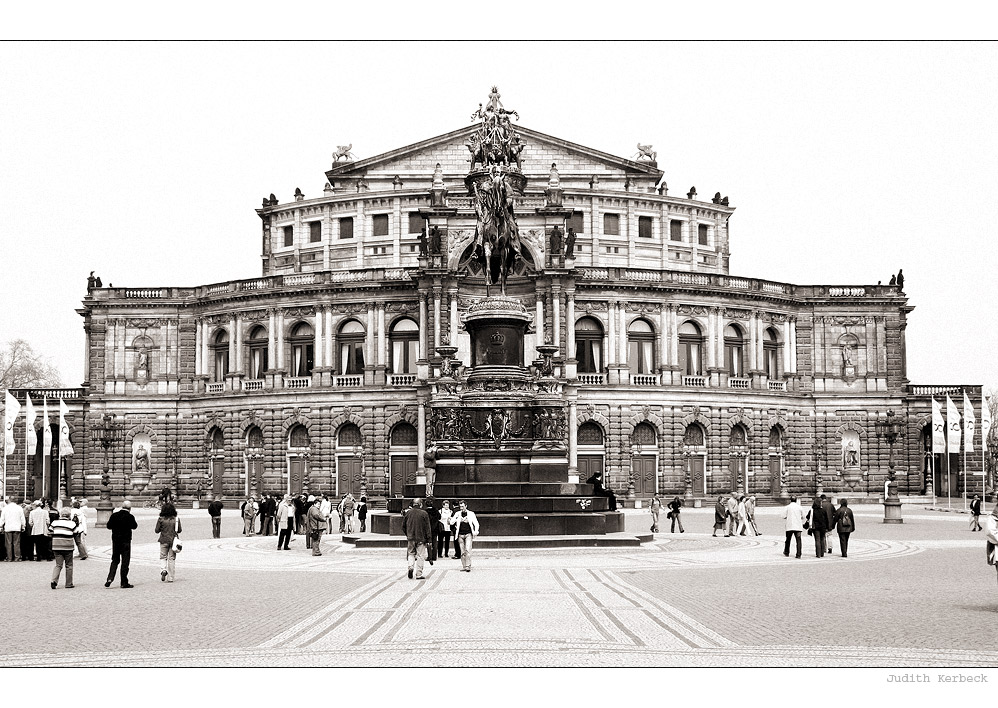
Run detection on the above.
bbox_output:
[1,41,995,393]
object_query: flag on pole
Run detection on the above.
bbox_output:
[982,400,993,456]
[963,392,976,454]
[24,394,37,455]
[4,391,20,456]
[931,398,946,453]
[58,399,74,456]
[946,395,961,455]
[42,398,52,456]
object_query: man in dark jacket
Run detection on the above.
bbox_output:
[105,501,137,588]
[820,494,836,554]
[305,496,326,556]
[402,498,432,580]
[426,499,440,564]
[207,496,224,538]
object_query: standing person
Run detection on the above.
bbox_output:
[357,496,368,533]
[725,492,739,536]
[970,494,983,532]
[207,495,224,539]
[48,507,78,589]
[71,500,89,559]
[20,500,33,561]
[833,498,856,558]
[451,500,463,560]
[293,494,306,535]
[745,495,760,536]
[454,501,480,573]
[402,498,432,580]
[105,501,137,588]
[154,502,182,583]
[782,496,804,558]
[241,496,257,536]
[321,494,333,534]
[820,494,836,553]
[437,500,453,557]
[650,494,662,533]
[1,496,26,561]
[735,494,749,536]
[306,495,326,556]
[806,496,828,557]
[29,501,50,561]
[342,493,356,534]
[276,495,294,550]
[337,493,348,533]
[986,503,998,586]
[668,496,685,533]
[713,495,726,537]
[426,499,440,564]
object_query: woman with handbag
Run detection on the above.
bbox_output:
[154,502,183,583]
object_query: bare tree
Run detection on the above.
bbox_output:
[0,339,63,390]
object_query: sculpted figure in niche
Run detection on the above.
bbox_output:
[549,225,563,262]
[842,343,854,366]
[137,350,148,371]
[565,227,577,259]
[134,444,150,473]
[844,440,859,467]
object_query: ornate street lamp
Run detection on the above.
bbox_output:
[987,434,998,500]
[165,442,181,501]
[90,413,122,524]
[876,410,904,523]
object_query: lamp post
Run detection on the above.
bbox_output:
[876,410,904,523]
[165,442,181,502]
[90,413,122,524]
[986,435,998,501]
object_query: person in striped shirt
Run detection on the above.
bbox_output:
[48,508,79,589]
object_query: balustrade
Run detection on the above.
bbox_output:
[576,373,605,385]
[243,379,264,392]
[284,376,312,389]
[629,374,659,386]
[727,377,751,389]
[767,380,787,391]
[206,382,224,394]
[683,375,707,387]
[389,373,417,386]
[334,375,363,387]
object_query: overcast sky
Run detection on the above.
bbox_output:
[1,41,995,394]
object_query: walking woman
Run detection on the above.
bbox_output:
[713,496,726,537]
[668,496,685,533]
[650,494,662,533]
[833,498,856,557]
[454,501,479,572]
[276,495,294,550]
[154,502,182,583]
[806,496,828,557]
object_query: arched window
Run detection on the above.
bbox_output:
[209,427,224,452]
[247,326,268,379]
[627,319,655,374]
[210,330,229,382]
[724,324,745,378]
[337,423,362,448]
[575,317,603,373]
[631,422,657,446]
[247,426,264,450]
[288,424,310,449]
[289,322,314,377]
[339,320,366,375]
[390,422,417,446]
[730,424,747,447]
[683,423,705,447]
[678,321,703,376]
[389,318,419,374]
[578,421,605,446]
[769,426,783,449]
[763,327,781,379]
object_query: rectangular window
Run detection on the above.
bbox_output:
[638,215,653,239]
[309,221,321,243]
[408,212,425,234]
[372,214,389,237]
[698,224,709,245]
[670,220,683,241]
[568,211,585,234]
[603,213,620,236]
[283,225,294,247]
[339,217,354,239]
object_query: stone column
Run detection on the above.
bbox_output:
[194,318,203,377]
[433,287,442,350]
[568,399,579,480]
[565,290,576,379]
[418,291,429,381]
[228,317,236,371]
[115,319,125,382]
[267,309,276,372]
[449,287,459,346]
[201,319,210,383]
[314,306,326,385]
[276,310,286,372]
[669,305,679,383]
[325,308,334,369]
[375,303,386,385]
[783,318,792,375]
[366,306,376,385]
[705,308,716,370]
[658,308,668,371]
[789,317,798,374]
[748,310,758,374]
[234,315,243,376]
[160,320,170,379]
[607,301,617,366]
[618,301,627,367]
[417,399,426,477]
[552,285,562,349]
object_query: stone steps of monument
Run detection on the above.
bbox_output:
[342,531,652,549]
[404,482,594,498]
[370,510,625,537]
[386,496,610,514]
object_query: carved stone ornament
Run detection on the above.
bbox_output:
[677,305,709,316]
[582,302,608,313]
[386,302,415,314]
[285,307,316,318]
[626,303,662,314]
[723,309,749,320]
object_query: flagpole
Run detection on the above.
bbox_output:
[963,445,967,511]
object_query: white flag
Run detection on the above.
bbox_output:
[946,395,961,455]
[982,400,993,471]
[24,394,37,455]
[931,398,945,454]
[4,391,20,456]
[42,398,52,457]
[58,399,74,457]
[963,392,976,454]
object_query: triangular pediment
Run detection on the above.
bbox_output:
[325,125,663,184]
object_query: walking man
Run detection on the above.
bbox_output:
[337,493,348,533]
[49,507,78,589]
[971,494,983,532]
[782,495,804,559]
[1,497,26,561]
[306,495,326,556]
[208,495,224,538]
[29,501,51,561]
[725,491,739,536]
[261,494,276,536]
[241,496,257,536]
[820,494,836,553]
[745,495,760,536]
[454,500,480,572]
[71,500,89,559]
[105,501,137,588]
[342,493,356,534]
[402,498,432,579]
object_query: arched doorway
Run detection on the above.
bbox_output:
[729,425,748,493]
[630,422,657,495]
[336,423,364,496]
[683,423,707,494]
[389,422,418,496]
[208,427,225,498]
[287,424,310,496]
[245,426,265,495]
[578,421,605,483]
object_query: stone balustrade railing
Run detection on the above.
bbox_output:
[8,387,85,401]
[242,379,264,392]
[727,378,751,389]
[630,374,659,386]
[334,375,362,387]
[683,375,708,387]
[206,382,224,394]
[576,373,605,385]
[389,374,417,386]
[284,376,312,389]
[768,380,787,391]
[907,384,982,397]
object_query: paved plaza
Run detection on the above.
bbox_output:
[1,502,997,668]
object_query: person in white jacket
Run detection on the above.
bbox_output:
[453,501,480,572]
[71,500,89,560]
[1,499,27,561]
[782,496,804,559]
[985,503,998,586]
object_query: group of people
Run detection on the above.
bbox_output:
[712,492,760,537]
[402,498,479,579]
[782,494,855,559]
[649,495,686,533]
[1,497,89,566]
[222,492,369,541]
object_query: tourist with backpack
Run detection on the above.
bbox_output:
[833,498,856,558]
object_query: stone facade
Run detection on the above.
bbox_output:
[5,114,984,503]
